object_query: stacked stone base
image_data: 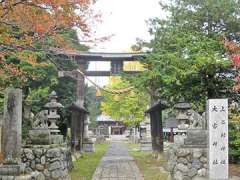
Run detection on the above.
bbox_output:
[21,144,72,180]
[167,145,208,180]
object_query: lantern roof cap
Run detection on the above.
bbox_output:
[174,98,191,109]
[44,91,64,109]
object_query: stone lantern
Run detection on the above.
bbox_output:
[44,91,64,134]
[174,98,191,130]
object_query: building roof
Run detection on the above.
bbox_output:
[174,98,191,109]
[96,114,115,122]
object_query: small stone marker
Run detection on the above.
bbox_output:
[207,99,228,180]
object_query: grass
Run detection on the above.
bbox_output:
[70,143,109,180]
[126,143,169,180]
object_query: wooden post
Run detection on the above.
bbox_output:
[146,101,167,153]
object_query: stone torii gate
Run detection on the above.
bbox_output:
[53,49,144,152]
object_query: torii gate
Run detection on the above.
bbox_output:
[52,48,144,152]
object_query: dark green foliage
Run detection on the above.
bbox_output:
[127,0,240,162]
[127,0,240,109]
[84,86,102,128]
[229,122,240,163]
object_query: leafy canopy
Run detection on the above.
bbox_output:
[101,77,149,126]
[127,0,239,110]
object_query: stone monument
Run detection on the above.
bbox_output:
[0,88,44,179]
[0,88,23,176]
[83,116,95,152]
[207,99,228,180]
[140,116,152,151]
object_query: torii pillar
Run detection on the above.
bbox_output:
[59,62,87,152]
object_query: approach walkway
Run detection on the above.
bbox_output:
[92,142,144,180]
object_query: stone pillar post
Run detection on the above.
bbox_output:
[140,116,152,151]
[0,88,22,176]
[2,88,22,164]
[76,63,85,107]
[83,115,89,139]
[83,115,95,152]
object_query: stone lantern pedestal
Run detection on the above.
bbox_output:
[173,98,191,146]
[140,117,152,151]
[83,116,95,152]
[44,91,64,144]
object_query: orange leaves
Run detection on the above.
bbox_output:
[0,0,96,88]
[0,0,93,47]
[224,37,240,54]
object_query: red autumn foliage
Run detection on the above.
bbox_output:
[232,55,240,68]
[224,37,240,91]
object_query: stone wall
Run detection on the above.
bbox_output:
[22,144,72,180]
[167,145,208,180]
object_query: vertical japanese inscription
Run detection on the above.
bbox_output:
[207,99,228,180]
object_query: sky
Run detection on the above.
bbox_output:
[89,0,163,52]
[81,0,165,86]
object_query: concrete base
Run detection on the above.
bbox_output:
[0,164,22,176]
[140,140,152,151]
[50,134,64,144]
[0,171,44,180]
[83,139,95,152]
[29,129,51,145]
[29,129,63,145]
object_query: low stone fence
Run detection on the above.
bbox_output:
[22,144,72,180]
[167,145,208,180]
[95,135,106,144]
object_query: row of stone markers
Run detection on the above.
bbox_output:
[166,98,229,180]
[0,88,94,180]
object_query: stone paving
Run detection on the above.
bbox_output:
[92,142,144,180]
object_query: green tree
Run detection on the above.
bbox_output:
[101,77,149,126]
[127,0,240,111]
[84,86,102,128]
[127,0,240,162]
